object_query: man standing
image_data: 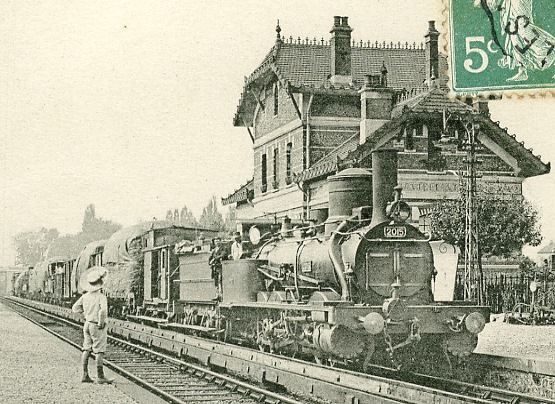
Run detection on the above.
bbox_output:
[230,231,244,260]
[209,237,226,287]
[72,266,113,384]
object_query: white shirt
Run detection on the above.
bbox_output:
[231,241,243,260]
[72,290,108,324]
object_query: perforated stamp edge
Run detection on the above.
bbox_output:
[440,0,555,99]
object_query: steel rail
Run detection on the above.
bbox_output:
[8,297,555,404]
[1,298,306,404]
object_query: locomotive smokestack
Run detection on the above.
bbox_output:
[370,149,398,227]
[325,168,372,236]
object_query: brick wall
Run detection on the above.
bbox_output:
[379,132,514,173]
[253,126,304,197]
[310,126,358,164]
[254,82,299,137]
[311,95,360,118]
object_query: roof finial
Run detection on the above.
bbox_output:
[275,19,282,43]
[381,61,388,87]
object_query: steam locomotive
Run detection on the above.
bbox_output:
[16,149,489,369]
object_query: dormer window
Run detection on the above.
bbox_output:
[273,82,279,116]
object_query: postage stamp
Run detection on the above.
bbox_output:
[449,0,555,93]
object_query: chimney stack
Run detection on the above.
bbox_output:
[424,21,439,84]
[473,98,489,115]
[359,72,394,144]
[329,16,353,86]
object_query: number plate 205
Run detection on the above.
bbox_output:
[384,226,406,238]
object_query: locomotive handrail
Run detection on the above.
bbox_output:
[329,214,359,301]
[256,265,285,281]
[361,237,432,243]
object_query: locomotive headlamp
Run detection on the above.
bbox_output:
[249,226,261,245]
[386,200,411,222]
[386,186,411,222]
[363,312,385,335]
[465,312,486,334]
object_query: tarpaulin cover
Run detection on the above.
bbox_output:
[14,269,31,294]
[28,256,68,294]
[72,239,106,294]
[102,221,197,299]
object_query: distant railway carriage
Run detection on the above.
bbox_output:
[101,221,217,318]
[14,268,31,297]
[72,239,106,295]
[52,258,75,306]
[26,257,73,304]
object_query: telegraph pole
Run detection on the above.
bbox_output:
[463,122,483,304]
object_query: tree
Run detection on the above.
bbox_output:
[180,205,198,227]
[80,204,121,242]
[429,195,542,258]
[49,204,122,258]
[13,227,59,265]
[223,206,237,233]
[166,210,173,220]
[198,196,224,230]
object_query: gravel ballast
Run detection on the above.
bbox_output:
[476,315,555,360]
[0,303,140,404]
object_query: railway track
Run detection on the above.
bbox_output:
[5,296,555,404]
[1,298,309,404]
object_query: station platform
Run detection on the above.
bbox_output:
[0,302,167,404]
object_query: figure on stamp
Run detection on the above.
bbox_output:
[477,0,555,81]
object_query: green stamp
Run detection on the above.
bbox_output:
[450,0,555,93]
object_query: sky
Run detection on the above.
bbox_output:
[1,0,554,266]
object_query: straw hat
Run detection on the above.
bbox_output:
[79,266,108,293]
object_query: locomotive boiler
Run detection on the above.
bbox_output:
[208,149,489,368]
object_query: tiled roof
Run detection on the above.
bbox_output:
[294,88,550,183]
[234,40,448,126]
[475,114,550,178]
[222,179,254,206]
[263,42,440,91]
[294,114,411,183]
[293,133,360,182]
[392,87,475,118]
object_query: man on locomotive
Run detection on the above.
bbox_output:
[71,266,113,384]
[230,231,244,260]
[209,237,227,287]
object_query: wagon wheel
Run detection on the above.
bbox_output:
[257,318,274,353]
[313,354,338,368]
[314,354,323,365]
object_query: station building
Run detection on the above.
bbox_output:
[223,17,550,241]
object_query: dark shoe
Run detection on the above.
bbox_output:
[96,377,114,385]
[81,375,93,383]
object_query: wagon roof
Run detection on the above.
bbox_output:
[102,220,211,264]
[73,239,107,284]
